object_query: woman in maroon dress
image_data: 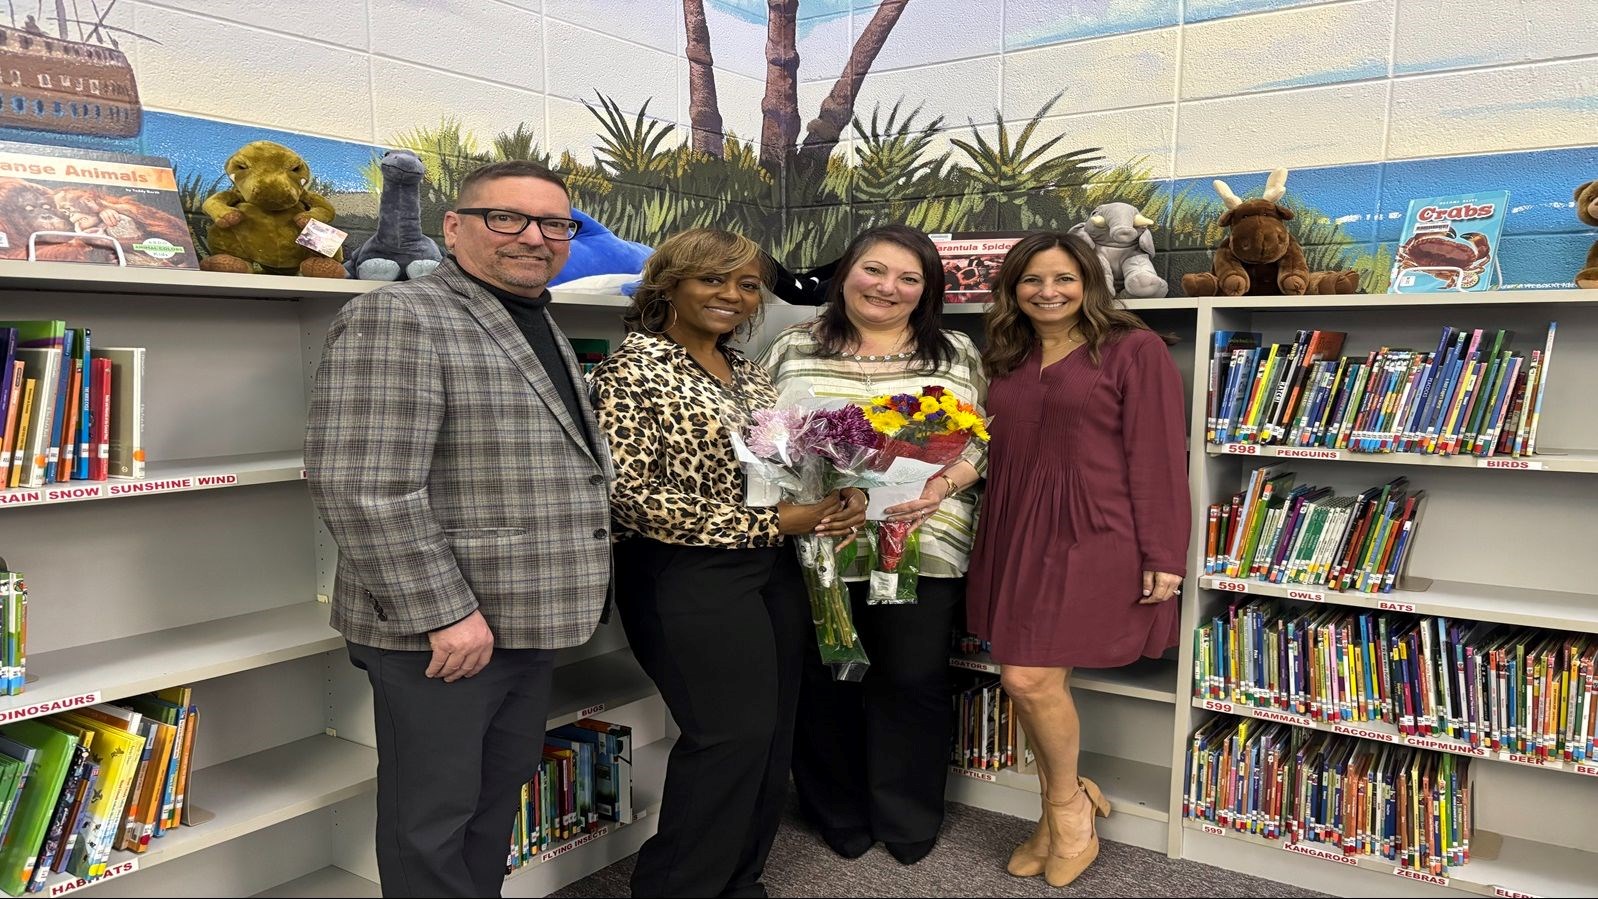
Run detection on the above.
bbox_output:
[966,232,1189,887]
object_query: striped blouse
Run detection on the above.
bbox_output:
[759,324,989,579]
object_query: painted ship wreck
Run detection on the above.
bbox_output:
[0,3,141,138]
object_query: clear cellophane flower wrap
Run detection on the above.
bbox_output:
[860,386,991,605]
[730,385,883,682]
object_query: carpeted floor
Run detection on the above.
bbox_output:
[551,799,1332,898]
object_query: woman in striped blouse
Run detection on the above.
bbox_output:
[761,224,987,866]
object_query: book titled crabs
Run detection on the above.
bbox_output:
[1390,191,1509,293]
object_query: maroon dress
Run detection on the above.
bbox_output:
[967,329,1191,668]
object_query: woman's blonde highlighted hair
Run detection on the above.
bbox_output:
[625,228,772,343]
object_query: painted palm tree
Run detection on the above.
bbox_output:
[682,0,724,156]
[682,0,908,174]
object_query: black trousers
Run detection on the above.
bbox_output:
[792,575,963,844]
[347,641,557,899]
[614,538,808,898]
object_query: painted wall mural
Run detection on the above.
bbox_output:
[0,0,1591,292]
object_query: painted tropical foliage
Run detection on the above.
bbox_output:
[347,0,1377,289]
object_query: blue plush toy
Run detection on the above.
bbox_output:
[549,208,653,294]
[346,149,444,280]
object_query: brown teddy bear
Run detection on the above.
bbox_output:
[1576,179,1598,289]
[199,140,346,277]
[1182,167,1359,297]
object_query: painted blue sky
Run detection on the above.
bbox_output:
[1,110,1592,288]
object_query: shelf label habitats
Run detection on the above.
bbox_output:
[49,860,138,896]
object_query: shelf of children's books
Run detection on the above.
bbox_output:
[0,452,309,510]
[1182,819,1598,898]
[0,258,388,301]
[1204,444,1598,474]
[500,737,671,887]
[1197,575,1598,636]
[251,738,676,899]
[943,297,1199,315]
[545,648,656,731]
[0,602,340,727]
[1205,289,1598,312]
[44,734,376,896]
[950,654,1178,703]
[950,749,1172,824]
[1189,698,1598,779]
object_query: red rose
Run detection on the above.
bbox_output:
[923,385,946,398]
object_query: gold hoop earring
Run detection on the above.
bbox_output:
[643,299,678,335]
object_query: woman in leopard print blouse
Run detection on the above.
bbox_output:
[589,228,866,898]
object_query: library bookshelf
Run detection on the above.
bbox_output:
[6,259,1589,898]
[0,260,672,897]
[1175,288,1598,898]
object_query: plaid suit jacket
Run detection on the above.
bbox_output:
[306,259,614,651]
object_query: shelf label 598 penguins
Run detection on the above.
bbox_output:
[1223,443,1260,455]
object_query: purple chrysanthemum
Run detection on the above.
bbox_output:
[806,405,882,465]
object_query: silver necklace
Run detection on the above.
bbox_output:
[847,333,913,393]
[848,349,914,392]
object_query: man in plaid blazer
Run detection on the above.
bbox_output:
[306,161,612,898]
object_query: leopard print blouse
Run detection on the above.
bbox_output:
[589,331,782,548]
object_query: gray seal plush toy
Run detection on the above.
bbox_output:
[1068,202,1169,299]
[345,149,443,281]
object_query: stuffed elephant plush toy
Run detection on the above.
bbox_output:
[1068,202,1169,299]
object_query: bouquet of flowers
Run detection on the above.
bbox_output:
[859,386,990,604]
[733,389,882,682]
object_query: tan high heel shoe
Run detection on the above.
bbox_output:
[1041,777,1111,888]
[1006,819,1049,877]
[1008,776,1111,878]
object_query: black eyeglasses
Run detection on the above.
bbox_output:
[455,208,581,241]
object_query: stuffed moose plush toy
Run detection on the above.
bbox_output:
[1182,167,1358,297]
